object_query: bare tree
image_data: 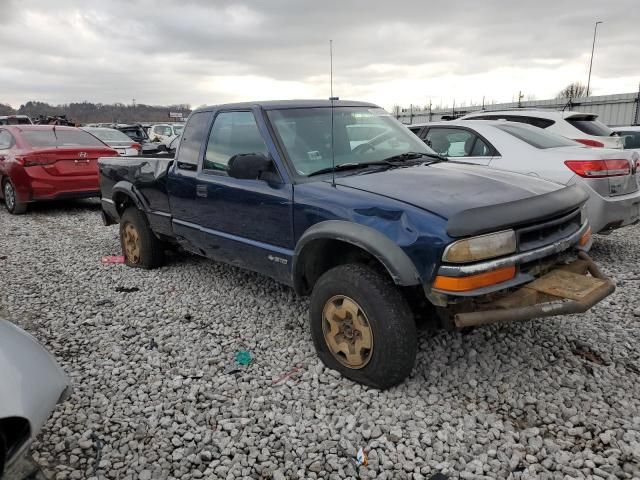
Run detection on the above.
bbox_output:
[558,82,588,99]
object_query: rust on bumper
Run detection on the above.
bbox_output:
[454,252,614,328]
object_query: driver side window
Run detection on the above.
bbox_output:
[203,111,268,174]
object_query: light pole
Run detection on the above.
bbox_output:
[586,21,603,97]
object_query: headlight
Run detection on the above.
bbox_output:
[443,230,517,263]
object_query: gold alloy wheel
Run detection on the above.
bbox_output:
[322,295,374,369]
[122,222,141,264]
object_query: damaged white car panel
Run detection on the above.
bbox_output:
[0,320,69,478]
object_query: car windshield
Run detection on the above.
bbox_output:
[496,123,578,149]
[85,128,132,143]
[21,128,106,147]
[566,117,613,136]
[267,106,435,176]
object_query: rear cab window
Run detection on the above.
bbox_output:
[496,124,577,149]
[21,129,106,147]
[175,112,212,170]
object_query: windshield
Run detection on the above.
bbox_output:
[85,128,132,143]
[22,128,106,147]
[496,123,578,149]
[267,106,435,176]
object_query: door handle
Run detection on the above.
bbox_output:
[196,184,208,198]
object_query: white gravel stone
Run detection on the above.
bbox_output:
[1,200,639,479]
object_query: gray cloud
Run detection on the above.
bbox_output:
[0,0,638,109]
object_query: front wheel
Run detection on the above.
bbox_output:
[309,264,417,389]
[119,207,165,269]
[2,179,27,214]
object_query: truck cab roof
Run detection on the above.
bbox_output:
[192,99,378,113]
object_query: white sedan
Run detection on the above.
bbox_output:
[408,120,640,234]
[459,109,624,149]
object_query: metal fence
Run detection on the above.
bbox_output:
[394,90,640,127]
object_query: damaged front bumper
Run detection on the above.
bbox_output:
[450,252,614,328]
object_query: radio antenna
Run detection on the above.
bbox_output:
[329,39,337,187]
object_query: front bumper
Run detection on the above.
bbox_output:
[452,252,614,327]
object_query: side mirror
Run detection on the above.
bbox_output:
[228,153,273,180]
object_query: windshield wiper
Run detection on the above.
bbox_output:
[380,151,447,163]
[308,162,377,177]
[307,152,446,177]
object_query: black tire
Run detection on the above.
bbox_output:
[119,207,164,269]
[2,179,27,214]
[309,263,417,389]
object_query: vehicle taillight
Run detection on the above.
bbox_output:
[17,155,57,167]
[564,159,630,178]
[574,139,605,148]
[131,143,141,151]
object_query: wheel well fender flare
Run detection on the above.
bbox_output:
[111,181,148,214]
[292,220,421,294]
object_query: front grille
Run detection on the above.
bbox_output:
[517,208,581,252]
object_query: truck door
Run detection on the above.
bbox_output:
[171,109,294,284]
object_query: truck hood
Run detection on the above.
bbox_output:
[335,162,562,220]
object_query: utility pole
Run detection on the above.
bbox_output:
[634,82,640,126]
[518,91,524,108]
[586,21,603,97]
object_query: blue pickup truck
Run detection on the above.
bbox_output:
[99,100,614,389]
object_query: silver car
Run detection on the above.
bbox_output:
[409,120,640,233]
[0,320,70,479]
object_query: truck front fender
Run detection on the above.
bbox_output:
[292,220,421,295]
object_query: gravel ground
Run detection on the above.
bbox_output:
[1,199,639,480]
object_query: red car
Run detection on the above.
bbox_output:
[0,125,117,214]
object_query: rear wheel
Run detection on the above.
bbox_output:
[2,179,27,215]
[309,264,417,389]
[119,207,164,268]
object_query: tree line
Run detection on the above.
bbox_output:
[0,101,192,124]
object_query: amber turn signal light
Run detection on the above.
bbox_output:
[579,226,592,247]
[433,265,516,292]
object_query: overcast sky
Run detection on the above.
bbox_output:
[1,0,638,110]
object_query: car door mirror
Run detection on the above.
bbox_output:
[228,153,273,180]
